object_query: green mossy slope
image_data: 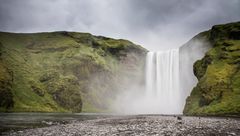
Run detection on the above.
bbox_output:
[184,22,240,116]
[0,31,147,112]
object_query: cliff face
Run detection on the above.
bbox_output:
[0,31,147,112]
[179,31,212,111]
[184,22,240,116]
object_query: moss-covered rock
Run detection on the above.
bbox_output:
[0,31,147,112]
[184,22,240,116]
[0,61,14,110]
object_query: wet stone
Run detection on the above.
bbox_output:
[3,115,240,136]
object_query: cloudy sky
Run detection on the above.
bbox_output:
[0,0,239,50]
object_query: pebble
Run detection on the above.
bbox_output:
[2,115,240,136]
[228,132,236,136]
[177,116,182,120]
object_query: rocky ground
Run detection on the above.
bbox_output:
[3,115,240,136]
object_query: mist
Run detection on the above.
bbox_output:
[0,0,240,51]
[0,0,239,114]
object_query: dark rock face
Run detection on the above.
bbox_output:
[0,64,14,110]
[0,31,147,112]
[184,22,240,116]
[0,44,14,110]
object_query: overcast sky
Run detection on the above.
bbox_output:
[0,0,239,50]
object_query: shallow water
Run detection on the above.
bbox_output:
[0,112,112,133]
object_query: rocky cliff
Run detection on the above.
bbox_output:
[184,22,240,116]
[179,30,212,111]
[0,31,147,112]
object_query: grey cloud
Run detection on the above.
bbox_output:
[0,0,239,50]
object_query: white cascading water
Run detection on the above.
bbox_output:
[145,49,182,114]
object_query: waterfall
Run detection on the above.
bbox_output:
[145,49,181,114]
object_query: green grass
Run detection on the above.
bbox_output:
[0,31,147,112]
[184,22,240,116]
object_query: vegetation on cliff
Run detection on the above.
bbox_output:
[0,31,147,112]
[184,22,240,116]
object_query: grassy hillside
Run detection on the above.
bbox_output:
[184,22,240,116]
[0,31,147,112]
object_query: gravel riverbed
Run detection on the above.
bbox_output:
[3,115,240,136]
